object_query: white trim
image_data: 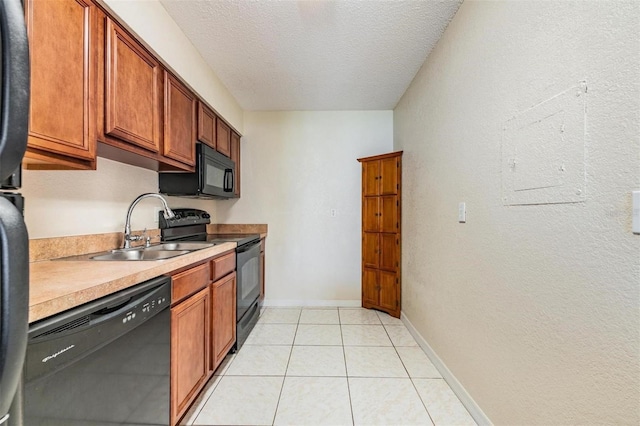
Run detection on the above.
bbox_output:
[262,299,361,308]
[402,312,493,426]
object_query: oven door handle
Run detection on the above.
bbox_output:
[236,241,259,253]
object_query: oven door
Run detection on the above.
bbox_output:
[200,144,235,198]
[236,241,261,320]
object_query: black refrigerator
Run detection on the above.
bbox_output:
[0,0,30,425]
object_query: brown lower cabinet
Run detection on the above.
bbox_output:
[169,252,237,426]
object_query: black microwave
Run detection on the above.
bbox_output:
[159,143,235,199]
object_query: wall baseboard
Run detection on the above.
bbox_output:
[263,299,361,308]
[402,312,493,426]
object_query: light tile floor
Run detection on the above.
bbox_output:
[182,307,477,426]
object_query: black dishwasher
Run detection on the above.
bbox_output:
[23,276,171,426]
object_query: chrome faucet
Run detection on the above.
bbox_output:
[123,193,176,249]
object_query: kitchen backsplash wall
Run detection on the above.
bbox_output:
[216,110,393,306]
[22,157,216,239]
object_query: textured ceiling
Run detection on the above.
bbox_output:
[159,0,462,111]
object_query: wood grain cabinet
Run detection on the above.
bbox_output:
[170,262,212,425]
[230,131,241,197]
[197,101,216,149]
[163,71,196,166]
[104,17,162,153]
[216,117,231,157]
[24,0,98,170]
[358,152,403,318]
[211,272,236,369]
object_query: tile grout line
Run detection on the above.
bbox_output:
[339,307,357,426]
[269,308,301,426]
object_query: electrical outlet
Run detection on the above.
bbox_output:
[330,209,337,217]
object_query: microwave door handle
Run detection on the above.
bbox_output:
[0,0,29,181]
[224,168,233,192]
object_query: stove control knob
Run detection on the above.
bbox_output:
[202,213,210,219]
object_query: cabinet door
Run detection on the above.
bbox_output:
[216,118,231,157]
[211,272,236,370]
[363,197,379,232]
[230,132,241,197]
[197,102,216,149]
[380,196,398,233]
[171,287,211,425]
[362,268,379,308]
[378,271,398,314]
[379,233,398,272]
[26,0,96,162]
[363,233,379,269]
[164,71,196,166]
[380,157,399,195]
[105,18,161,152]
[363,160,380,196]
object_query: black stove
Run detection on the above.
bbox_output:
[159,209,259,247]
[160,209,262,350]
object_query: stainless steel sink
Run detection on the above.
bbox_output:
[145,242,215,251]
[90,249,190,261]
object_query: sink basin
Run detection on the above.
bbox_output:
[145,242,215,251]
[91,249,190,261]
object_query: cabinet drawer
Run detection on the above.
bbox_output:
[212,252,235,281]
[172,262,210,304]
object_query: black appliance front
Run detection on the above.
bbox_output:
[159,143,235,199]
[0,0,30,424]
[23,277,171,426]
[236,240,261,321]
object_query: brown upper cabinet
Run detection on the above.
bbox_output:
[104,17,161,153]
[25,0,240,173]
[24,0,98,170]
[163,72,196,166]
[197,102,216,149]
[230,131,241,197]
[216,118,231,157]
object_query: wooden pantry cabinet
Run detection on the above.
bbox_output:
[358,151,403,318]
[24,0,98,170]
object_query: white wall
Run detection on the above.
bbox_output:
[101,0,243,131]
[22,158,215,238]
[216,111,393,305]
[394,1,640,424]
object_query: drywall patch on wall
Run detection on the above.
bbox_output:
[502,82,587,205]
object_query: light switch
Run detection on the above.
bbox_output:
[458,202,466,223]
[633,191,640,234]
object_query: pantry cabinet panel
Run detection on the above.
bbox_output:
[379,233,398,272]
[25,0,97,164]
[378,271,398,313]
[363,197,379,233]
[105,18,161,153]
[363,233,379,269]
[163,72,196,166]
[362,268,379,307]
[380,156,399,195]
[380,196,398,233]
[363,160,380,197]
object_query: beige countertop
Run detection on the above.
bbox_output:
[29,242,237,323]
